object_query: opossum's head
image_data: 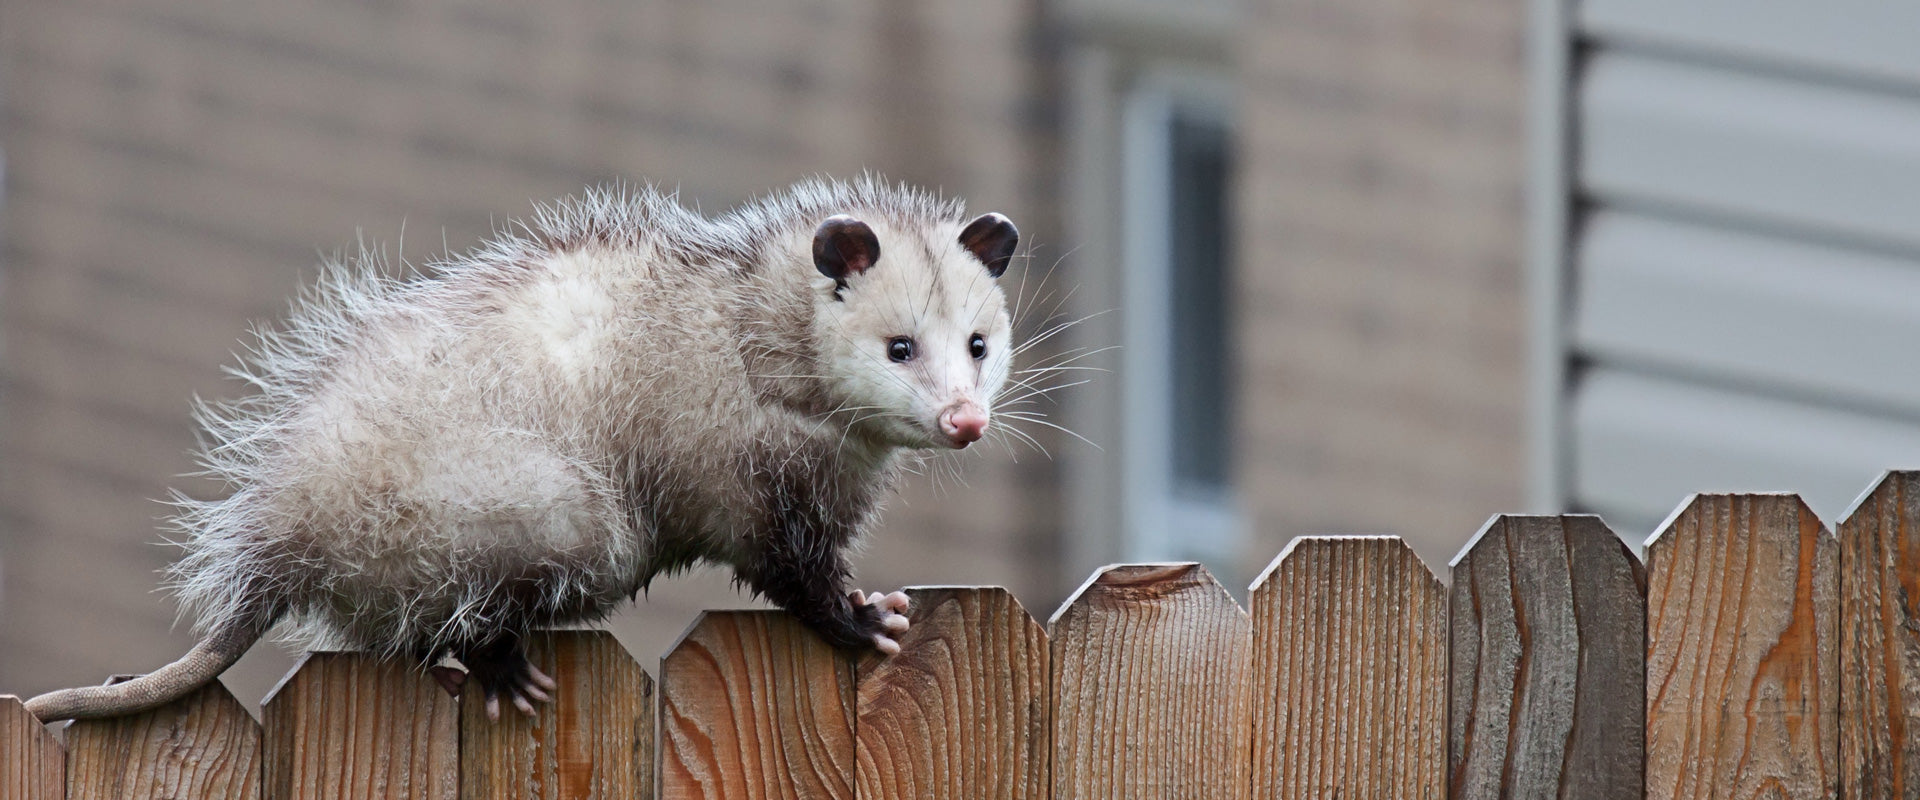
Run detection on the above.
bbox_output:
[811,212,1018,451]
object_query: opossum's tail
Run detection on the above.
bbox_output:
[24,605,279,722]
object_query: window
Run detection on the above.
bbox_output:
[1057,2,1243,589]
[1119,75,1240,569]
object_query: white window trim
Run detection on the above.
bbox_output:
[1059,11,1240,589]
[1117,70,1241,566]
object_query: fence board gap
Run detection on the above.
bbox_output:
[261,652,459,800]
[460,630,654,799]
[1252,536,1444,800]
[1839,470,1920,797]
[1049,562,1251,800]
[659,611,855,800]
[854,586,1049,800]
[1447,515,1645,799]
[1,695,63,800]
[1646,494,1837,799]
[65,678,260,799]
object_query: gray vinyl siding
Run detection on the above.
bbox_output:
[1550,0,1920,537]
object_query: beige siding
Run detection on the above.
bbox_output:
[0,0,1059,707]
[1233,0,1529,570]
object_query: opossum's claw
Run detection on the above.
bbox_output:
[460,639,554,722]
[526,663,558,692]
[855,589,913,650]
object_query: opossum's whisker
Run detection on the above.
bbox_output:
[996,380,1093,410]
[998,411,1099,450]
[1016,343,1120,372]
[1009,246,1078,329]
[1013,310,1111,357]
[998,370,1098,401]
[989,420,1051,460]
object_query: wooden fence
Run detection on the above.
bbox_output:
[5,471,1919,799]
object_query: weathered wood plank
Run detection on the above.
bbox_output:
[260,652,459,800]
[855,587,1048,800]
[1,695,63,800]
[1448,515,1645,799]
[1251,536,1445,800]
[460,631,654,800]
[1050,563,1251,800]
[66,679,260,800]
[659,611,856,800]
[1839,471,1920,797]
[1646,494,1837,799]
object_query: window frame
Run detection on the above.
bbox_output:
[1117,70,1241,567]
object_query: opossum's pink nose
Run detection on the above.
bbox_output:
[940,403,988,448]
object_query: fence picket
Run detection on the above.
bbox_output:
[460,631,654,800]
[855,587,1049,799]
[261,652,459,800]
[1838,471,1920,797]
[1448,515,1645,799]
[1646,494,1837,799]
[17,475,1920,798]
[65,679,260,800]
[1,695,63,800]
[659,611,856,800]
[1251,536,1445,800]
[1049,563,1251,800]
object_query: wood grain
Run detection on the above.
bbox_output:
[1251,536,1445,800]
[855,587,1049,800]
[1647,494,1837,799]
[1050,563,1251,800]
[259,652,459,800]
[1839,470,1920,797]
[1449,515,1645,799]
[659,611,856,800]
[66,678,260,800]
[1,695,63,800]
[461,631,654,800]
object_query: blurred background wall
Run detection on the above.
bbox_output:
[6,0,1911,712]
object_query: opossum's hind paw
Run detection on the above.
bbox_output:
[458,641,558,721]
[851,590,912,654]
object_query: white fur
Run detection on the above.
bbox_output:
[166,176,1016,659]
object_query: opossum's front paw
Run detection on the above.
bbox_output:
[457,641,559,721]
[849,590,912,654]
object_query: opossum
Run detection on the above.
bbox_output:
[25,176,1024,722]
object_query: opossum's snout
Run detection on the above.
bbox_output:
[938,401,988,448]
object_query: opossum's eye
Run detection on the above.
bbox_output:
[969,333,987,360]
[887,337,916,363]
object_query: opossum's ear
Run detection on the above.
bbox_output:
[959,213,1019,278]
[813,215,881,289]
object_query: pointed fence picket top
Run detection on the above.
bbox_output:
[1251,536,1446,800]
[460,631,654,800]
[659,610,857,800]
[1448,515,1645,800]
[261,652,460,800]
[1049,562,1252,800]
[855,587,1049,800]
[1838,471,1920,797]
[66,679,261,800]
[1,695,62,800]
[1646,494,1838,799]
